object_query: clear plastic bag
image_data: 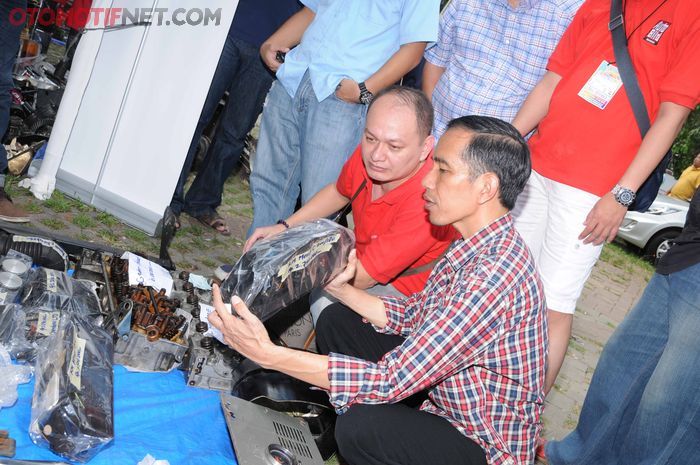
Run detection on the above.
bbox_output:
[20,268,102,323]
[0,304,35,361]
[21,268,74,310]
[0,344,33,410]
[0,304,64,363]
[220,219,354,322]
[29,312,114,462]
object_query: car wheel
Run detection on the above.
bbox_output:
[644,229,681,264]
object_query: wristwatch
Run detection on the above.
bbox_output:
[358,82,374,105]
[612,184,636,207]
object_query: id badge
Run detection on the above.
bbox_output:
[578,61,623,110]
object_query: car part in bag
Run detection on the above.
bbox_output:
[221,394,324,465]
[20,269,102,324]
[219,219,354,323]
[29,312,113,463]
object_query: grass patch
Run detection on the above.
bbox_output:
[77,232,92,242]
[123,228,151,244]
[72,213,96,229]
[40,217,66,230]
[96,211,119,228]
[600,243,654,275]
[199,257,216,268]
[44,191,73,213]
[98,228,121,243]
[24,201,43,214]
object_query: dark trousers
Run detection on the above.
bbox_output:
[316,304,487,465]
[171,35,274,216]
[0,0,26,176]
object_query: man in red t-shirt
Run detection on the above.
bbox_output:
[245,86,456,322]
[511,0,700,394]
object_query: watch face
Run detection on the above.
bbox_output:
[617,189,635,205]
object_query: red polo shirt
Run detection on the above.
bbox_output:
[529,0,700,197]
[336,146,457,296]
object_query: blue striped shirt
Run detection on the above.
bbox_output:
[425,0,582,138]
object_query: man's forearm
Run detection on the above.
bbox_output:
[261,345,331,390]
[285,184,349,226]
[329,284,388,328]
[351,259,378,290]
[364,42,428,94]
[512,71,562,136]
[422,61,445,100]
[264,6,315,49]
[619,102,691,191]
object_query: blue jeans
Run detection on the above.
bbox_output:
[547,261,700,465]
[171,36,274,216]
[247,72,366,236]
[0,0,26,182]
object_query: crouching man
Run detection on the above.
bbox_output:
[244,85,456,323]
[209,116,547,465]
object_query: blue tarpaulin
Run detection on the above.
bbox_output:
[0,365,237,464]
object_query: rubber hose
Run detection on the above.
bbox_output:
[0,232,68,271]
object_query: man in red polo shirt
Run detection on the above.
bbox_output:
[245,85,456,322]
[511,0,700,395]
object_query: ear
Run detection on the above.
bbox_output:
[477,172,501,205]
[419,135,435,162]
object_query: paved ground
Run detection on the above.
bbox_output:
[5,168,654,461]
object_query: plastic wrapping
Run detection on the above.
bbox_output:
[0,304,34,361]
[29,311,114,462]
[20,268,102,323]
[0,345,33,411]
[220,219,354,322]
[0,304,64,363]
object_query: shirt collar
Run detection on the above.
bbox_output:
[445,213,513,269]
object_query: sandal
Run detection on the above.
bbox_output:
[193,212,231,236]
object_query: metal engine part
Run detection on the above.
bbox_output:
[183,300,246,391]
[110,260,207,372]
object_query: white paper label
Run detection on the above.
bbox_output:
[0,291,7,304]
[37,311,60,337]
[68,333,87,390]
[198,302,231,344]
[45,269,61,293]
[121,252,174,296]
[277,233,340,281]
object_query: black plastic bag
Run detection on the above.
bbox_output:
[220,219,354,322]
[29,311,114,462]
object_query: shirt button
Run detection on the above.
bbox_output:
[505,39,510,45]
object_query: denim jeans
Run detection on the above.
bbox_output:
[0,0,26,184]
[247,72,367,236]
[547,261,700,465]
[171,36,274,216]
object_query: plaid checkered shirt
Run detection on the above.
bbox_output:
[425,0,582,138]
[327,214,548,465]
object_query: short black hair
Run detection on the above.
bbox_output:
[446,116,530,210]
[368,85,434,138]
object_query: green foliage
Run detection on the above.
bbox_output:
[672,105,700,178]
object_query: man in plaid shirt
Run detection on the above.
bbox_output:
[423,0,582,138]
[209,115,547,465]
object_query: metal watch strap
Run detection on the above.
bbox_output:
[358,82,373,105]
[612,184,636,207]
